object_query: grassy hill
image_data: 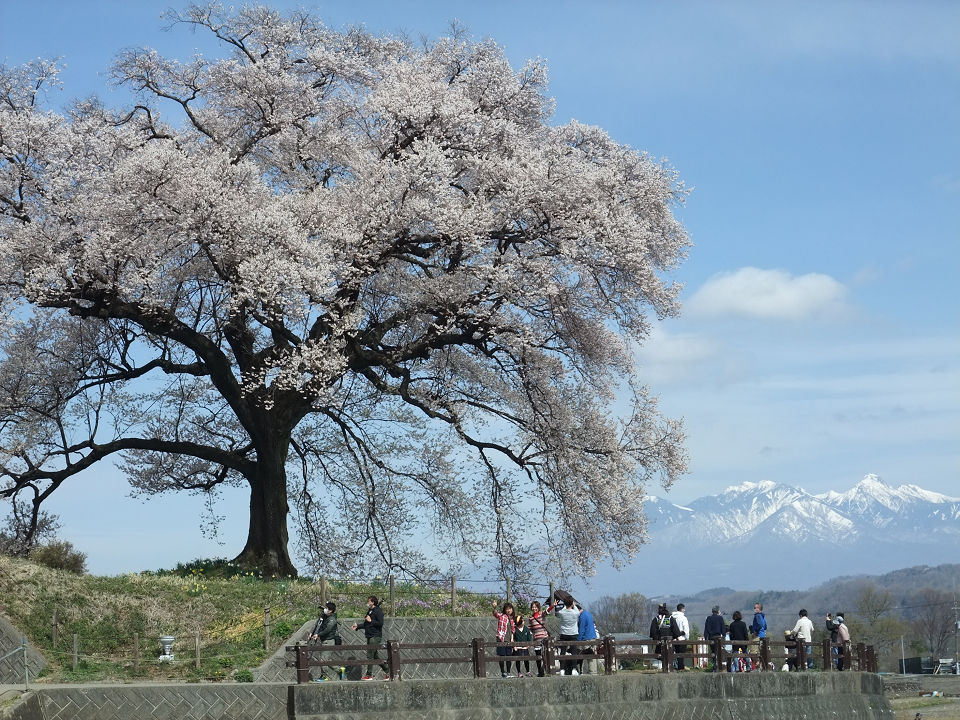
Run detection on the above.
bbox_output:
[0,555,490,683]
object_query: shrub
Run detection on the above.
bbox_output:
[234,668,254,682]
[29,540,87,574]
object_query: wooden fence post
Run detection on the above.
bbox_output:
[603,636,616,675]
[822,638,832,671]
[72,634,78,672]
[264,607,271,651]
[661,641,673,672]
[714,636,726,672]
[387,640,401,680]
[472,638,486,678]
[133,632,139,672]
[295,645,310,684]
[797,640,807,671]
[856,642,866,671]
[759,637,770,671]
[389,575,395,616]
[542,636,555,676]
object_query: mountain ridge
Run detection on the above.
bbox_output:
[586,474,960,596]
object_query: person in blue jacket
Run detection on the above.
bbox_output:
[577,603,599,674]
[750,602,767,639]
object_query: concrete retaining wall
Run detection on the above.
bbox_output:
[0,615,45,686]
[292,672,893,720]
[1,672,892,720]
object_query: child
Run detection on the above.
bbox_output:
[528,601,550,676]
[492,600,516,677]
[513,615,532,677]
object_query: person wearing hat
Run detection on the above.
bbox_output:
[649,603,671,664]
[703,606,727,672]
[308,601,339,681]
[836,613,851,671]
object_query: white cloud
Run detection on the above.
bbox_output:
[686,267,850,321]
[633,326,720,384]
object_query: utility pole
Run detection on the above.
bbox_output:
[948,582,960,675]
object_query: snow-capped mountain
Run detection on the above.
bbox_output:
[590,475,960,595]
[647,474,959,544]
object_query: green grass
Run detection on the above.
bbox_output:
[0,555,492,683]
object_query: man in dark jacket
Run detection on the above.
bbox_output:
[704,606,727,671]
[352,595,389,680]
[825,612,840,669]
[308,601,338,681]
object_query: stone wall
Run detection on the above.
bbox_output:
[3,684,289,720]
[0,615,45,685]
[1,672,893,720]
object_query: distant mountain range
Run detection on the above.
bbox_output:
[589,474,960,595]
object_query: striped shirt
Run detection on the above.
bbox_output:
[528,611,549,641]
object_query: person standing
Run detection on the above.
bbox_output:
[826,612,840,669]
[728,610,751,672]
[553,591,581,675]
[670,603,690,670]
[704,605,727,672]
[649,603,670,665]
[577,602,599,674]
[308,601,339,681]
[351,595,389,680]
[750,602,767,640]
[492,600,517,677]
[528,601,550,677]
[836,614,851,671]
[513,615,533,677]
[791,609,815,669]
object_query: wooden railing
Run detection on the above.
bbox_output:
[286,635,877,683]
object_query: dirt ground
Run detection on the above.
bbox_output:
[886,674,960,720]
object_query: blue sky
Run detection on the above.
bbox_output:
[2,1,958,576]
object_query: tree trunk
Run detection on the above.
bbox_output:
[233,447,298,578]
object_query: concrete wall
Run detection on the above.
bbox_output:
[2,672,892,720]
[291,672,893,720]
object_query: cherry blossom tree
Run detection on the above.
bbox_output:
[0,4,689,579]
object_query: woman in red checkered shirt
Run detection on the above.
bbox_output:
[492,600,517,677]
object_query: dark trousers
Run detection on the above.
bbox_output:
[674,643,687,670]
[514,649,530,674]
[559,634,578,674]
[496,644,512,675]
[534,647,545,676]
[364,635,388,677]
